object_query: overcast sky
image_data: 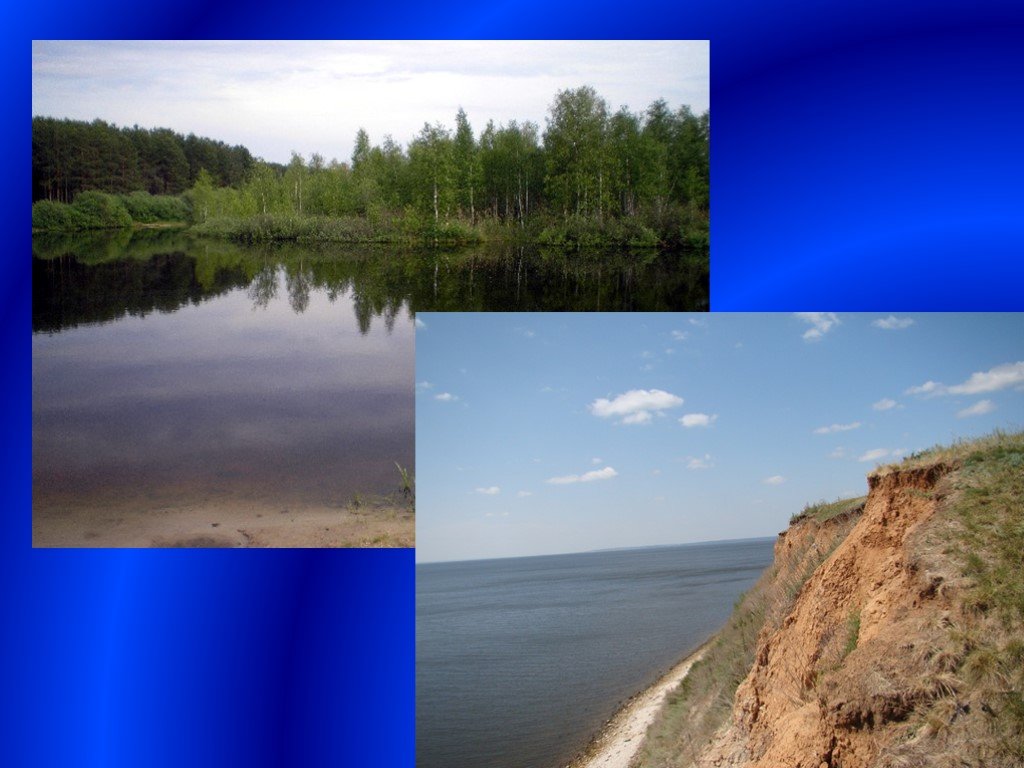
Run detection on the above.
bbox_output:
[415,313,1024,563]
[32,40,709,165]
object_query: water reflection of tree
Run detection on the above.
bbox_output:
[284,261,312,314]
[409,245,707,312]
[33,231,417,333]
[32,230,707,333]
[247,263,278,309]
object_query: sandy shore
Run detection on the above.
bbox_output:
[569,644,708,768]
[33,496,414,548]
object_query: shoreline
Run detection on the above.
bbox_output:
[32,496,414,548]
[567,642,709,768]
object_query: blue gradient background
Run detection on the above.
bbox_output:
[7,3,1024,766]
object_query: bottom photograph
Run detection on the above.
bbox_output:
[415,313,1024,768]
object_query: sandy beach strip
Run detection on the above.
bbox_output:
[32,496,414,548]
[568,643,708,768]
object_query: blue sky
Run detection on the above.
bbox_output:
[32,41,708,165]
[415,313,1024,562]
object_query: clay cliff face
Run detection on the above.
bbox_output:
[698,464,962,768]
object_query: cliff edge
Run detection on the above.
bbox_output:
[637,432,1024,768]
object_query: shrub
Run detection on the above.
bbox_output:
[32,200,88,231]
[71,191,132,229]
[120,191,190,223]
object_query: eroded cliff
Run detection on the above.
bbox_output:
[638,432,1024,768]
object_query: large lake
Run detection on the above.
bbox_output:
[417,538,775,768]
[32,229,415,546]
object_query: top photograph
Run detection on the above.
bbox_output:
[32,40,709,313]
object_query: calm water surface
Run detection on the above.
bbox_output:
[33,230,414,525]
[417,538,775,768]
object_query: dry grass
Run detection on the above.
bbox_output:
[790,495,867,526]
[874,431,1024,767]
[637,431,1024,768]
[634,500,864,768]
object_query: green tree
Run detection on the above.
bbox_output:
[283,152,308,214]
[408,123,454,224]
[543,86,609,220]
[189,168,216,223]
[245,162,286,215]
[453,108,481,222]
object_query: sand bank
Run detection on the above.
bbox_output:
[33,496,414,548]
[569,644,707,768]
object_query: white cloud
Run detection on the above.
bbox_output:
[794,312,840,341]
[589,389,683,425]
[905,362,1024,399]
[435,392,459,402]
[688,317,707,327]
[872,315,915,330]
[905,380,943,396]
[680,413,717,428]
[872,398,898,411]
[415,317,427,329]
[829,447,846,459]
[686,454,713,470]
[621,411,653,425]
[813,421,861,435]
[651,468,662,476]
[546,466,619,485]
[763,475,785,485]
[948,362,1024,395]
[671,330,689,341]
[860,450,892,462]
[517,490,533,497]
[957,399,996,418]
[416,380,433,390]
[591,457,603,465]
[475,486,500,495]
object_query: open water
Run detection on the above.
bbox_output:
[417,538,775,768]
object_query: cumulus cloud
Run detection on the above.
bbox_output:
[794,312,840,341]
[872,315,915,330]
[763,475,785,485]
[475,486,500,495]
[622,411,652,425]
[591,457,603,465]
[686,454,713,470]
[858,448,906,463]
[415,317,427,329]
[680,413,717,428]
[589,389,683,425]
[872,398,898,411]
[948,362,1024,395]
[905,380,943,396]
[435,392,459,402]
[858,448,889,462]
[547,466,619,485]
[416,380,433,390]
[813,422,861,435]
[906,362,1024,399]
[957,399,996,418]
[670,330,689,341]
[829,447,847,459]
[517,490,533,497]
